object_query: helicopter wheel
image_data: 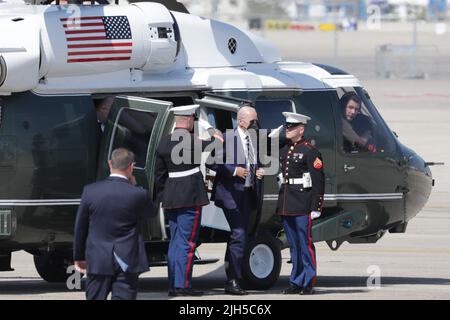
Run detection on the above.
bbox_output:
[33,252,73,283]
[241,230,282,290]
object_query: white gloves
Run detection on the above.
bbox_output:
[311,211,321,220]
[198,118,223,141]
[268,125,284,138]
[198,118,215,135]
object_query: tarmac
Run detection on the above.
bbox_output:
[0,24,449,300]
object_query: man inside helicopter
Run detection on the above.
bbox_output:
[340,92,377,153]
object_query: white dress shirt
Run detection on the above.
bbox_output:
[233,126,256,176]
[110,173,128,180]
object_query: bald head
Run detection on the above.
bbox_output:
[237,106,258,131]
[175,115,194,131]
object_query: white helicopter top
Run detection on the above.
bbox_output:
[0,0,361,95]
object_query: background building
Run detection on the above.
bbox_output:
[179,0,447,22]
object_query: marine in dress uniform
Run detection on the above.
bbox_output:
[276,112,325,295]
[154,104,221,297]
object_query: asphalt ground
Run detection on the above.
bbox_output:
[0,26,449,300]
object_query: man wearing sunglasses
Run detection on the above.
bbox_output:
[209,105,265,295]
[276,112,325,295]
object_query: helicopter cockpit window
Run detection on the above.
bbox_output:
[337,87,396,154]
[111,108,158,168]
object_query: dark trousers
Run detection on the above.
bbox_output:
[86,261,139,300]
[166,206,202,289]
[223,189,255,282]
[283,214,317,288]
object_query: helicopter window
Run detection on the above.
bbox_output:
[294,91,336,176]
[203,107,237,133]
[294,91,336,145]
[111,108,158,169]
[255,100,294,129]
[336,87,396,154]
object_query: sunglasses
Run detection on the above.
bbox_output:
[285,123,303,129]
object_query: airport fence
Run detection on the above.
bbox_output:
[375,44,440,79]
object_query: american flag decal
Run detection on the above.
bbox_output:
[61,16,133,63]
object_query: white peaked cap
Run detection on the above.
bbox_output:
[282,112,311,124]
[170,104,200,116]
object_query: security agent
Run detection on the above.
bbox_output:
[154,104,221,297]
[73,148,154,300]
[276,112,325,295]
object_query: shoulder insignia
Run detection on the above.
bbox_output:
[313,157,323,170]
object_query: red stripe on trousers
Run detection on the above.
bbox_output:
[308,215,317,286]
[184,207,201,288]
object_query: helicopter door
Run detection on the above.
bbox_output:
[332,87,406,229]
[99,95,172,240]
[195,95,246,232]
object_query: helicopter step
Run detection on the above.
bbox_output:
[313,210,369,250]
[0,252,14,271]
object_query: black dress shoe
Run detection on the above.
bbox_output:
[281,284,302,294]
[224,280,248,295]
[168,288,203,297]
[300,286,315,295]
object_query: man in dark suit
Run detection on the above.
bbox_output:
[95,96,114,135]
[209,106,265,295]
[73,148,154,300]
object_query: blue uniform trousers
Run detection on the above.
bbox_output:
[167,206,202,289]
[223,189,255,281]
[283,214,317,288]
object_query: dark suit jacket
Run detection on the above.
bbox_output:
[73,176,154,275]
[209,129,262,211]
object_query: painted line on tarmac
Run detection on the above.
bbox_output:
[331,247,450,255]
